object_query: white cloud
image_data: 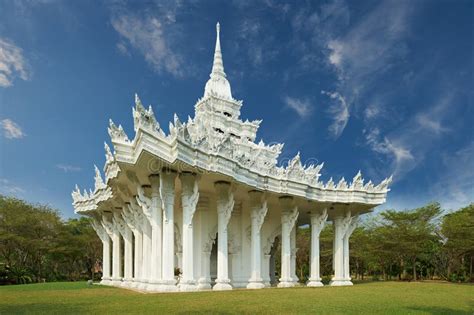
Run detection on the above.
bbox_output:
[284,96,313,118]
[56,164,82,172]
[415,114,448,134]
[364,128,413,178]
[322,90,349,138]
[327,40,343,67]
[0,38,30,87]
[1,119,25,139]
[291,0,414,137]
[111,14,181,76]
[365,128,413,162]
[364,103,381,120]
[0,178,25,195]
[434,142,474,210]
[116,41,130,56]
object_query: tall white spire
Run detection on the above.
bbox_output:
[211,22,226,78]
[204,22,233,100]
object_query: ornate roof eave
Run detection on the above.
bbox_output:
[74,123,391,214]
[108,125,390,203]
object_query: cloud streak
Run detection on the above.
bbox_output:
[284,96,313,118]
[0,178,25,195]
[1,119,25,139]
[0,38,30,87]
[322,90,349,138]
[56,164,82,173]
[111,14,182,76]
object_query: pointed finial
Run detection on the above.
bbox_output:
[210,21,225,78]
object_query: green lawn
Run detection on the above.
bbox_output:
[1,281,473,314]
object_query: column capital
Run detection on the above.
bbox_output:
[344,215,359,239]
[214,180,231,194]
[91,216,109,242]
[181,172,199,226]
[149,174,160,196]
[160,170,177,196]
[113,211,130,238]
[149,173,160,183]
[310,208,328,235]
[279,196,294,211]
[248,190,264,202]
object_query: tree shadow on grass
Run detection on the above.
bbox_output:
[405,306,472,314]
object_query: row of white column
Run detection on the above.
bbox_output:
[90,173,359,292]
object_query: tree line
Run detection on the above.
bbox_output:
[0,195,472,285]
[294,202,474,283]
[0,196,101,284]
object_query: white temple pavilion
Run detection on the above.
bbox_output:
[72,23,391,292]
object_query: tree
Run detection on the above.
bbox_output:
[441,204,474,281]
[379,203,442,280]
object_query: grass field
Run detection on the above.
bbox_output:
[1,281,473,314]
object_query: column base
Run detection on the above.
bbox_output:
[247,280,265,289]
[146,282,164,292]
[213,279,232,291]
[277,281,296,288]
[100,278,111,285]
[111,277,122,286]
[138,280,149,291]
[329,279,353,286]
[307,279,324,287]
[179,280,198,292]
[159,279,178,292]
[197,278,212,290]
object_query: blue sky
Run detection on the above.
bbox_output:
[0,0,472,218]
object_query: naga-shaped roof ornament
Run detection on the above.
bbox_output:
[351,170,364,190]
[104,142,114,165]
[364,180,374,191]
[72,184,82,203]
[336,177,348,190]
[132,94,160,133]
[376,175,393,192]
[94,164,106,191]
[108,119,129,143]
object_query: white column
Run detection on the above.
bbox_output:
[290,226,298,284]
[197,205,213,290]
[330,212,352,286]
[179,172,199,291]
[122,203,142,288]
[278,197,298,288]
[91,217,111,285]
[247,191,268,289]
[307,209,328,287]
[129,199,149,290]
[160,169,178,291]
[199,249,212,290]
[102,214,122,286]
[142,219,152,287]
[343,215,358,283]
[150,175,164,289]
[113,211,133,287]
[213,181,234,291]
[136,176,163,292]
[262,254,271,287]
